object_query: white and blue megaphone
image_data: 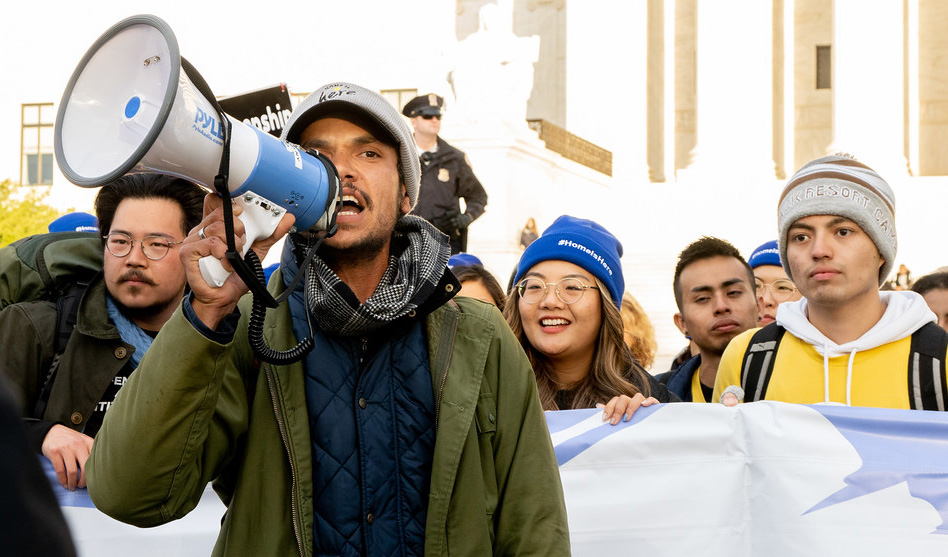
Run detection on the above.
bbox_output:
[54,14,340,288]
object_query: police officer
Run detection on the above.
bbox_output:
[403,93,488,254]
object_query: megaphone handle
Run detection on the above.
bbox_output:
[198,192,287,288]
[199,255,236,288]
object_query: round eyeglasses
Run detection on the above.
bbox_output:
[517,277,600,305]
[754,278,797,302]
[104,233,183,261]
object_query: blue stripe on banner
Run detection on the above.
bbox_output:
[550,405,663,466]
[545,408,599,435]
[808,405,948,534]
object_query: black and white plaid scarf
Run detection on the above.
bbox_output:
[305,215,451,337]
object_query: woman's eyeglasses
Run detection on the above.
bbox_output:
[517,277,599,305]
[754,278,797,302]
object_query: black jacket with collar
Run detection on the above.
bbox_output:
[413,136,488,252]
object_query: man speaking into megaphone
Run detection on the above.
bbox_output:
[87,82,569,556]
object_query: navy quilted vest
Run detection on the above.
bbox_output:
[288,293,435,557]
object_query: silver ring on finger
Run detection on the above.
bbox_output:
[198,226,207,240]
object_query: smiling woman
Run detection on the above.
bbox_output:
[504,215,677,424]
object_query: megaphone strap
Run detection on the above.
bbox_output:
[180,56,274,307]
[180,56,313,364]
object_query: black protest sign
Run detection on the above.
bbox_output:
[219,84,294,138]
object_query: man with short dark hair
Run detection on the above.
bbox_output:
[911,272,948,332]
[655,237,759,402]
[0,174,205,490]
[88,82,568,556]
[402,93,488,254]
[715,155,948,409]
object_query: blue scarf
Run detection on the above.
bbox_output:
[106,296,154,367]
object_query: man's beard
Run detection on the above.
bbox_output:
[320,203,402,265]
[110,293,180,329]
[320,235,389,266]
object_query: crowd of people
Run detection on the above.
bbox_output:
[2,81,947,556]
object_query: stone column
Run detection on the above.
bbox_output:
[681,0,776,181]
[566,0,649,183]
[832,0,907,177]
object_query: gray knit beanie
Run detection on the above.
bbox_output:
[281,82,420,209]
[777,155,896,285]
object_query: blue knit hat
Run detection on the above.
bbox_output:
[748,240,781,269]
[514,215,625,307]
[263,263,280,284]
[48,212,98,233]
[448,252,483,268]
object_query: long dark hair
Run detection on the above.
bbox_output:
[504,277,652,410]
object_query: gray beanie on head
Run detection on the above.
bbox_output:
[777,155,896,286]
[281,82,420,209]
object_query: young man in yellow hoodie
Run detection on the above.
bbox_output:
[714,155,948,409]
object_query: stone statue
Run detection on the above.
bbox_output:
[448,0,540,131]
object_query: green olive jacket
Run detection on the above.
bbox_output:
[86,275,570,556]
[0,275,134,449]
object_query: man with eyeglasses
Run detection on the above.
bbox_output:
[402,93,488,254]
[0,173,204,490]
[747,240,802,326]
[714,155,948,409]
[655,237,760,402]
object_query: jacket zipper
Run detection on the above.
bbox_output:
[433,309,459,430]
[265,366,306,557]
[434,350,452,430]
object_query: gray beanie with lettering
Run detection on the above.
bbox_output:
[281,82,420,209]
[777,155,896,285]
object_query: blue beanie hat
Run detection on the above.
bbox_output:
[262,263,280,284]
[513,215,624,307]
[747,240,781,269]
[448,252,483,268]
[48,212,98,233]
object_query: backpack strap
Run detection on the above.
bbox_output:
[908,322,948,411]
[32,281,88,419]
[1,231,101,310]
[739,323,787,402]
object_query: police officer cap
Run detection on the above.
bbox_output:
[402,93,444,118]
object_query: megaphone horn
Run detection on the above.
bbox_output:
[54,14,340,288]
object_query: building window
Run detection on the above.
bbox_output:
[26,154,54,186]
[21,103,55,185]
[289,91,308,110]
[816,45,832,90]
[380,88,418,114]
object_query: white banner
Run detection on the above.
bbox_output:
[46,460,224,556]
[549,402,948,556]
[51,401,948,556]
